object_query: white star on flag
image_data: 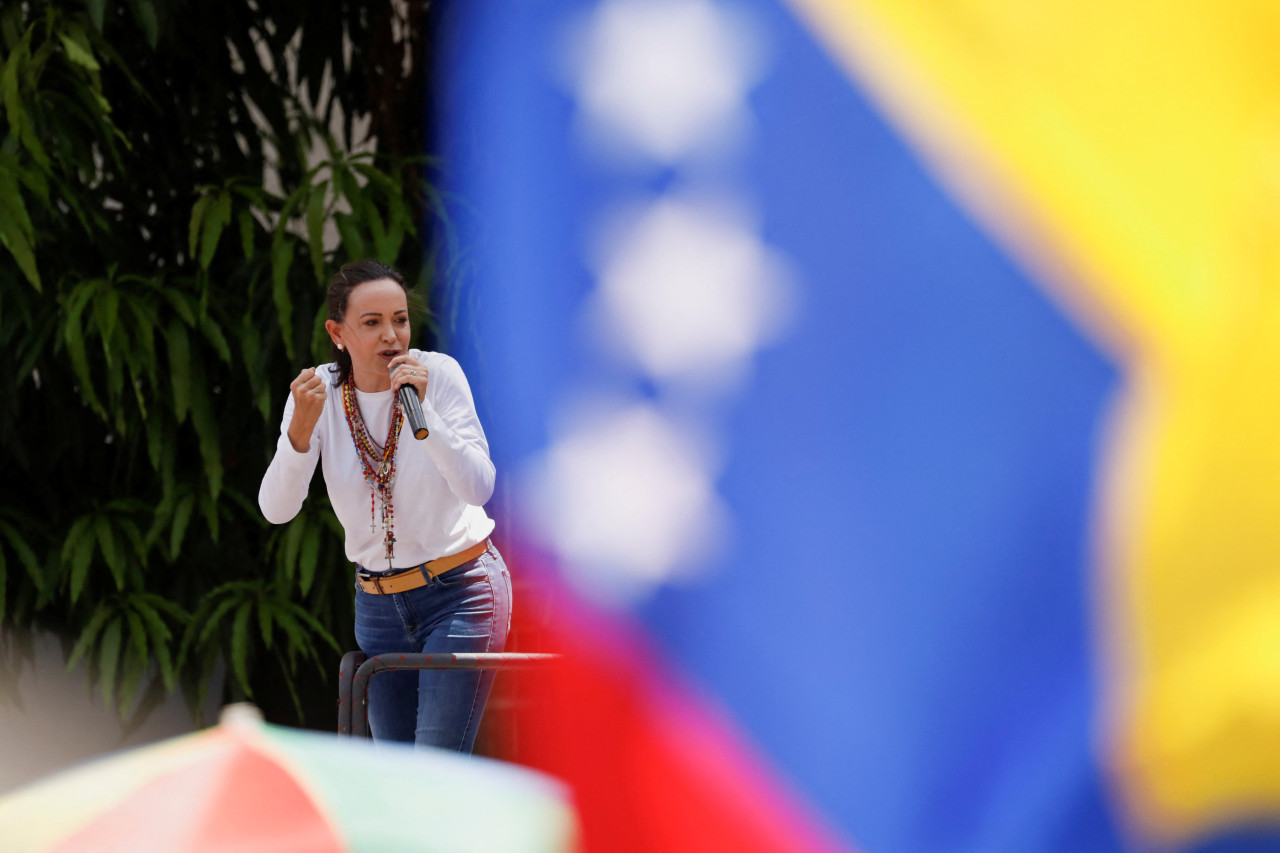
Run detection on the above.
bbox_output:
[522,402,727,606]
[565,0,764,164]
[588,194,795,389]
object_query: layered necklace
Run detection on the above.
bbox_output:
[341,375,404,569]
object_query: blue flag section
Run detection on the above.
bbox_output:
[435,2,1280,851]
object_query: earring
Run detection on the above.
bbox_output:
[338,344,344,352]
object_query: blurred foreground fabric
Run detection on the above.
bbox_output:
[0,705,575,852]
[436,1,1280,851]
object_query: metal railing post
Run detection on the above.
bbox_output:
[340,652,558,738]
[337,650,368,736]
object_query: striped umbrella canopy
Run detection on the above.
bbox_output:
[0,705,578,852]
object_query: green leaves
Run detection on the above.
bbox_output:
[189,188,233,271]
[180,580,341,702]
[56,272,234,502]
[337,156,418,267]
[272,500,342,598]
[0,153,40,290]
[0,6,125,290]
[61,274,222,439]
[60,501,147,604]
[86,0,107,32]
[58,31,100,73]
[167,317,191,422]
[127,0,160,50]
[168,488,197,560]
[306,185,327,282]
[66,593,187,716]
[186,344,222,499]
[271,233,297,360]
[3,0,442,730]
[0,512,44,620]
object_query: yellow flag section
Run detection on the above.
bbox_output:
[783,0,1280,844]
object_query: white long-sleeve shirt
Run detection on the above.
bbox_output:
[258,349,496,571]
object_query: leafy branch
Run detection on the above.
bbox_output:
[0,0,447,728]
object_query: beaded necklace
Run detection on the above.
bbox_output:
[340,375,404,569]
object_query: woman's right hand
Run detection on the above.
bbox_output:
[287,367,326,452]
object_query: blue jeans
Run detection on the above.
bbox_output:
[353,542,512,752]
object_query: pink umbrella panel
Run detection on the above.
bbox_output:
[0,705,578,853]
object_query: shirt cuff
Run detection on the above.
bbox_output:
[276,429,318,463]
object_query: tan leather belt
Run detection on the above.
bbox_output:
[356,540,490,595]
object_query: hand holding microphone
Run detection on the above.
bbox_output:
[389,361,429,440]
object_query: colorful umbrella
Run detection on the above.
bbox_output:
[0,704,578,852]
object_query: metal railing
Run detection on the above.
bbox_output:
[337,651,559,738]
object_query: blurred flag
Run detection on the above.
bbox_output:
[435,1,1280,851]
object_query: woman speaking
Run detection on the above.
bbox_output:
[258,260,511,752]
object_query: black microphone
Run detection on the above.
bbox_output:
[390,363,429,440]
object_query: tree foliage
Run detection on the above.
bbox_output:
[0,0,441,725]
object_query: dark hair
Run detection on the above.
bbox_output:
[326,260,424,386]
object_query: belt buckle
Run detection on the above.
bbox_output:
[358,569,386,594]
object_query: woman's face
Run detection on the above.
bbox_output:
[326,278,410,389]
